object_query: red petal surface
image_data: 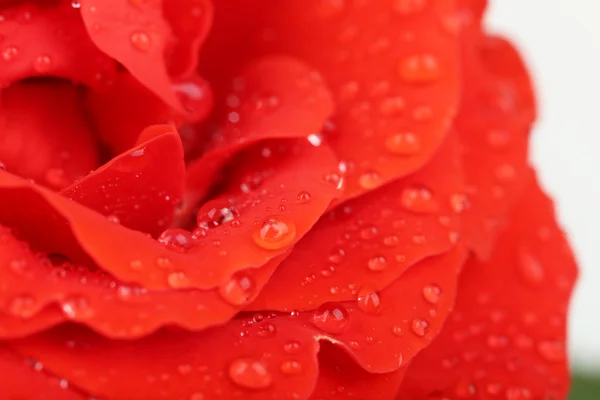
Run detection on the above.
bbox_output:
[0,225,289,338]
[0,345,85,399]
[456,25,535,257]
[163,0,213,78]
[9,319,320,400]
[183,55,334,215]
[61,126,185,237]
[201,0,460,202]
[397,173,577,399]
[79,0,181,110]
[250,133,462,311]
[0,141,336,290]
[0,0,116,88]
[0,81,99,190]
[310,343,405,400]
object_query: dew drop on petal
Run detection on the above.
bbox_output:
[228,358,273,390]
[252,216,296,250]
[312,302,350,334]
[357,286,381,314]
[384,132,420,156]
[130,30,151,52]
[197,200,239,229]
[296,191,312,203]
[219,273,256,305]
[167,272,190,288]
[284,341,301,354]
[1,46,19,62]
[411,318,429,337]
[422,284,441,304]
[280,360,302,375]
[358,171,382,190]
[33,55,52,72]
[367,255,388,272]
[158,228,195,252]
[398,54,441,83]
[9,295,37,318]
[400,186,438,214]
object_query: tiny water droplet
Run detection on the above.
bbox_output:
[33,55,52,72]
[167,272,190,288]
[228,358,273,390]
[156,256,172,269]
[9,295,37,318]
[517,248,545,286]
[219,273,256,305]
[392,325,403,336]
[385,132,420,156]
[130,30,151,52]
[129,260,143,270]
[252,216,296,250]
[422,285,441,304]
[312,302,350,334]
[357,286,381,314]
[399,54,440,83]
[284,341,301,354]
[2,46,19,62]
[358,171,382,190]
[537,340,565,362]
[400,186,438,214]
[280,360,302,375]
[411,318,429,337]
[367,255,388,272]
[296,191,312,203]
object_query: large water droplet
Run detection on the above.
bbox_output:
[219,273,256,305]
[357,286,381,314]
[33,55,52,73]
[411,318,429,337]
[312,302,350,334]
[228,358,273,390]
[252,216,296,250]
[385,132,420,156]
[196,199,239,229]
[398,54,440,83]
[422,284,441,304]
[130,30,152,52]
[400,186,438,214]
[158,228,194,252]
[367,255,388,272]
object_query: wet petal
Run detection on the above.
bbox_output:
[398,173,577,399]
[250,133,462,310]
[0,142,336,290]
[61,126,185,237]
[457,29,535,257]
[9,320,319,400]
[0,345,85,399]
[0,0,116,88]
[0,80,99,190]
[200,0,460,201]
[183,55,334,214]
[0,225,289,338]
[163,0,213,78]
[79,0,181,109]
[86,72,212,155]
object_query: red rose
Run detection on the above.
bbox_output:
[0,0,577,399]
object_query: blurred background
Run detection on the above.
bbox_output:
[486,1,600,398]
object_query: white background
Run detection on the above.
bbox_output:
[487,1,600,370]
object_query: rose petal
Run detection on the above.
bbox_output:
[60,126,185,237]
[182,55,334,217]
[0,0,116,88]
[0,80,99,190]
[9,320,319,399]
[0,141,336,290]
[79,0,181,110]
[311,342,405,400]
[0,345,86,399]
[201,0,460,202]
[249,133,462,310]
[163,0,213,78]
[0,225,289,338]
[456,25,535,257]
[397,173,577,399]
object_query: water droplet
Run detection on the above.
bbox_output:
[130,30,151,52]
[399,54,440,83]
[487,334,509,349]
[422,284,441,304]
[9,295,37,318]
[378,96,405,116]
[449,193,469,213]
[357,286,381,314]
[411,318,429,337]
[71,0,81,8]
[158,228,194,252]
[219,273,256,305]
[393,0,427,15]
[156,256,172,269]
[129,260,143,270]
[367,255,388,272]
[537,340,565,362]
[454,379,476,398]
[284,341,300,354]
[256,322,277,338]
[280,360,302,375]
[2,46,19,62]
[312,302,350,334]
[400,186,438,214]
[107,214,121,224]
[358,171,381,190]
[167,272,190,288]
[517,248,545,286]
[383,235,400,247]
[505,387,532,400]
[61,296,94,319]
[385,132,420,156]
[360,226,379,240]
[392,325,403,336]
[197,199,239,229]
[228,358,273,390]
[252,216,296,250]
[33,55,52,72]
[296,191,312,203]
